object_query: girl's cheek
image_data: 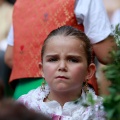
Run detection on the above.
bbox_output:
[71,66,87,76]
[43,64,56,74]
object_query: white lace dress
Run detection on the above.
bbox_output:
[17,86,105,120]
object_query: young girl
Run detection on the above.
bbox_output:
[17,26,105,119]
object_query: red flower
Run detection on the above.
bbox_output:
[20,45,24,51]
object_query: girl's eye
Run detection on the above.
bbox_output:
[47,57,58,62]
[68,58,79,63]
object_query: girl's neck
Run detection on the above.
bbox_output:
[46,90,82,107]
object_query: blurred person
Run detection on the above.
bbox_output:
[0,0,14,97]
[103,0,120,19]
[97,0,120,95]
[5,0,117,99]
[4,26,13,69]
[0,99,51,120]
[0,0,13,50]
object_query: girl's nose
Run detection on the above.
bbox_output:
[58,61,67,71]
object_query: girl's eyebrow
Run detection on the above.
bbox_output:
[45,54,82,58]
[66,55,82,59]
[68,55,81,57]
[45,54,59,57]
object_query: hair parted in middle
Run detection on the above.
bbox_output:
[41,25,92,65]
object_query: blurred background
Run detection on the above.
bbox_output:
[97,0,120,95]
[0,0,16,97]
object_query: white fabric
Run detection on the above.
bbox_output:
[17,86,105,120]
[74,0,111,44]
[111,9,120,29]
[7,25,14,46]
[0,39,7,51]
[7,0,112,45]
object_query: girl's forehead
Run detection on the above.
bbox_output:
[48,35,84,45]
[44,36,85,54]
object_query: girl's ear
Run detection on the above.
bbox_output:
[86,63,96,80]
[38,62,44,77]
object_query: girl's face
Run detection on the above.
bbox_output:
[41,35,95,93]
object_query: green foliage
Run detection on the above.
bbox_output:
[103,24,120,120]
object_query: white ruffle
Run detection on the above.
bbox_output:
[17,86,105,120]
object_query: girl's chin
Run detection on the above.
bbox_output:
[54,85,73,92]
[53,85,68,91]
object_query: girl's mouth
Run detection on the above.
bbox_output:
[56,76,68,79]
